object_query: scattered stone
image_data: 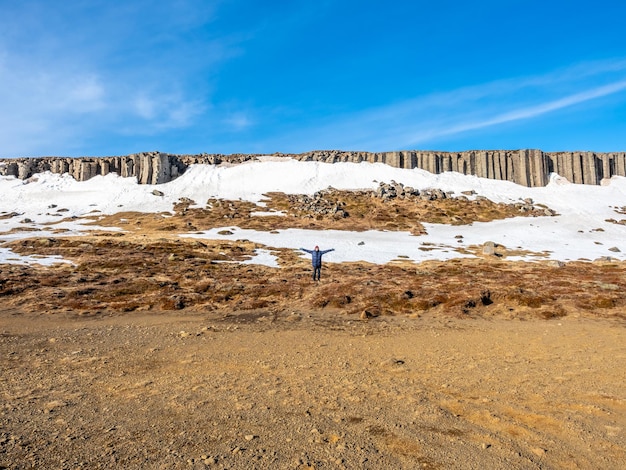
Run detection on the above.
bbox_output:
[482,241,496,256]
[360,306,380,319]
[546,260,565,268]
[531,447,547,457]
[380,358,405,368]
[152,189,165,197]
[172,297,185,310]
[608,246,621,252]
[43,400,67,414]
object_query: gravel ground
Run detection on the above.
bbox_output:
[1,309,625,469]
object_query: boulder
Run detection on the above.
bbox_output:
[482,241,496,256]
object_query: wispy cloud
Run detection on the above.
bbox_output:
[0,1,235,157]
[401,78,626,146]
[129,92,205,131]
[223,112,254,131]
[275,58,626,152]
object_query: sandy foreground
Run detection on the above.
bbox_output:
[1,309,624,470]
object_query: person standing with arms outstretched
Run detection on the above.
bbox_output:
[300,246,334,281]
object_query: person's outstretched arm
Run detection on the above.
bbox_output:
[320,248,335,255]
[300,248,313,254]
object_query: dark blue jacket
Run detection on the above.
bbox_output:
[301,248,334,268]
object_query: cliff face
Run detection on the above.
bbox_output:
[294,149,626,186]
[1,149,625,187]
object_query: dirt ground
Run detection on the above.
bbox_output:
[1,194,625,469]
[1,308,625,469]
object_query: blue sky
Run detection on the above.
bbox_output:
[1,0,625,157]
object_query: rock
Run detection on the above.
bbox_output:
[152,189,165,197]
[173,297,185,310]
[2,149,626,188]
[531,447,547,457]
[43,400,66,413]
[608,246,621,252]
[379,358,405,367]
[482,241,496,256]
[360,306,380,319]
[546,260,565,268]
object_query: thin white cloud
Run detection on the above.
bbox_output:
[127,91,205,132]
[404,79,626,146]
[0,1,237,157]
[133,95,158,120]
[223,112,254,131]
[277,58,626,151]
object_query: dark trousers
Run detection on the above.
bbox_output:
[313,267,321,281]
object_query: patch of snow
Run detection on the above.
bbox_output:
[250,211,286,217]
[2,160,626,263]
[241,249,280,268]
[183,227,471,264]
[0,247,73,266]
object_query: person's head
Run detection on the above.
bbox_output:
[315,245,319,251]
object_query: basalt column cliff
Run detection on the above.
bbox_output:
[1,149,625,187]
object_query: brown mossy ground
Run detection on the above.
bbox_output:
[3,234,626,320]
[68,189,553,236]
[2,191,622,320]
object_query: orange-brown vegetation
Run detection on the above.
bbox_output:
[81,189,553,236]
[3,234,626,320]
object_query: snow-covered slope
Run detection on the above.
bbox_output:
[2,158,626,264]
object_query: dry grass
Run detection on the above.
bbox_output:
[1,191,620,320]
[79,189,554,236]
[2,234,626,320]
